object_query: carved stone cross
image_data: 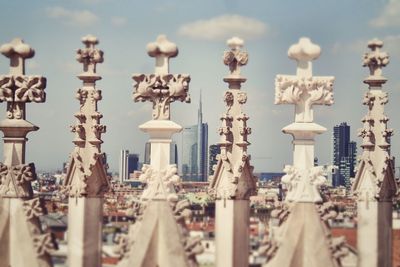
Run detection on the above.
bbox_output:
[0,38,34,75]
[0,39,46,121]
[147,35,178,75]
[223,37,248,77]
[76,35,104,74]
[133,35,190,120]
[362,38,389,79]
[275,38,334,123]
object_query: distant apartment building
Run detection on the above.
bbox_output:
[119,150,139,183]
[209,144,220,177]
[332,123,357,189]
[181,93,208,182]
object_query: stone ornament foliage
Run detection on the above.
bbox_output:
[0,39,46,121]
[0,162,37,197]
[116,197,203,267]
[352,39,398,202]
[63,35,109,198]
[132,35,190,120]
[362,39,389,78]
[281,165,327,203]
[0,38,55,267]
[274,37,334,203]
[259,202,350,266]
[275,38,334,123]
[209,37,257,200]
[139,163,181,201]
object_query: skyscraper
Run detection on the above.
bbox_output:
[119,149,129,182]
[332,123,357,189]
[181,92,208,181]
[119,150,139,182]
[209,144,221,176]
[144,141,178,165]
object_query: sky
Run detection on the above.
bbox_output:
[0,0,400,173]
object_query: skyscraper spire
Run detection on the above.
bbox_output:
[198,89,203,124]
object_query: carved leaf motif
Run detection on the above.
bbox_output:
[12,163,36,185]
[76,46,104,65]
[33,233,56,256]
[132,74,191,120]
[76,88,88,104]
[0,162,9,185]
[223,51,235,65]
[22,198,44,220]
[237,92,247,104]
[14,76,46,103]
[0,75,14,102]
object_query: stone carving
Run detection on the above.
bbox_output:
[209,37,257,200]
[0,38,54,267]
[282,165,327,203]
[265,38,347,267]
[362,38,389,78]
[0,162,37,198]
[119,35,200,267]
[275,38,334,123]
[63,35,109,198]
[275,75,334,123]
[33,233,56,256]
[223,37,248,76]
[352,39,398,202]
[76,35,104,73]
[117,198,203,267]
[274,38,334,203]
[22,197,44,220]
[352,39,398,267]
[139,164,180,201]
[0,38,46,120]
[133,35,190,120]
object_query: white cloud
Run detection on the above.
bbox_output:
[370,0,400,28]
[111,16,127,27]
[178,14,268,41]
[46,6,98,27]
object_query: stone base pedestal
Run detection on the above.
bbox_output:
[67,197,103,267]
[357,201,392,267]
[215,199,250,267]
[0,198,52,267]
[267,203,338,267]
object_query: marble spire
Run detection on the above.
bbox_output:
[209,36,257,267]
[0,38,55,267]
[116,35,202,267]
[63,35,109,267]
[264,38,348,267]
[351,38,398,267]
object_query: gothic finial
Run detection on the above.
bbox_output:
[363,38,389,80]
[146,35,178,75]
[133,36,190,120]
[76,34,104,74]
[223,36,248,76]
[288,37,321,77]
[0,38,35,75]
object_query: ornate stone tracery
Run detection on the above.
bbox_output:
[0,38,54,267]
[209,37,257,201]
[63,35,109,198]
[132,35,191,120]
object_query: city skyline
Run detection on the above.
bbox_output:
[181,92,208,181]
[1,1,400,174]
[332,122,358,189]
